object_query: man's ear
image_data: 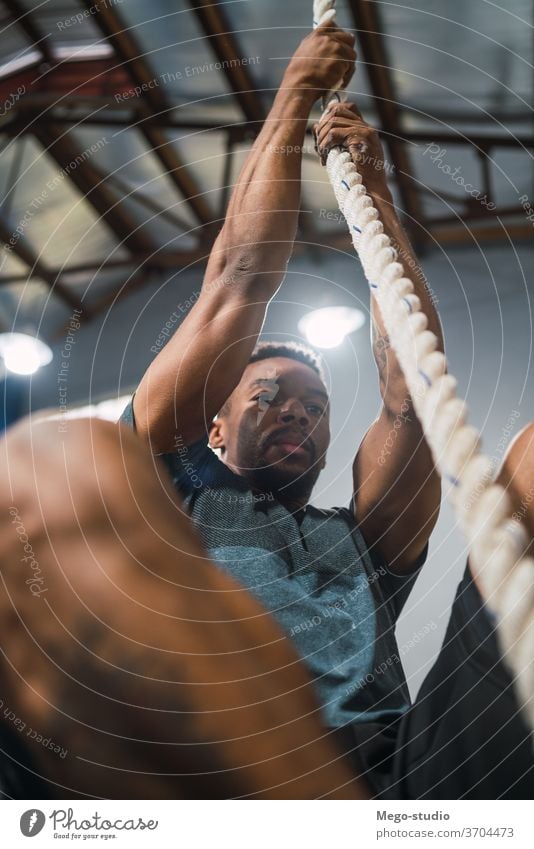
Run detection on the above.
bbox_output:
[209,417,226,453]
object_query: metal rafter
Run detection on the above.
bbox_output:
[0,61,138,105]
[4,97,534,152]
[347,0,425,237]
[431,221,533,246]
[0,0,530,317]
[189,0,323,255]
[188,0,266,125]
[0,215,84,311]
[82,0,213,227]
[33,124,155,254]
[2,0,54,66]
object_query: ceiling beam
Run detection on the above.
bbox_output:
[0,60,145,108]
[33,124,155,255]
[403,130,534,150]
[0,216,84,311]
[347,0,425,237]
[430,221,534,246]
[82,0,214,227]
[5,97,533,153]
[188,1,326,255]
[3,0,54,66]
[188,0,266,124]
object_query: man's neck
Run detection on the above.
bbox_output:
[222,457,310,514]
[275,494,309,514]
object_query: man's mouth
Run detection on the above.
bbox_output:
[271,441,308,457]
[266,432,312,459]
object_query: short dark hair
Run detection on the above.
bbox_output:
[248,340,326,382]
[217,340,326,417]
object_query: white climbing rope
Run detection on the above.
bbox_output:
[313,0,533,729]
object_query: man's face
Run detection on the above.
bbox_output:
[209,357,331,502]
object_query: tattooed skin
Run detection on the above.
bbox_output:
[371,314,391,389]
[370,311,416,421]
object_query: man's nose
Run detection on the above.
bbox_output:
[278,401,309,427]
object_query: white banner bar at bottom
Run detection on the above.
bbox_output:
[0,799,531,848]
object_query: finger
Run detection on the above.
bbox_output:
[318,113,367,136]
[328,29,356,46]
[348,142,370,162]
[327,102,364,122]
[316,120,350,144]
[316,116,367,140]
[317,116,363,133]
[320,101,361,120]
[315,20,356,50]
[316,128,350,154]
[344,102,364,119]
[312,125,321,157]
[314,15,339,32]
[318,127,369,156]
[330,41,357,61]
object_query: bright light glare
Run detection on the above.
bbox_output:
[0,333,53,376]
[298,307,366,349]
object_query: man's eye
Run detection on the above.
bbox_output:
[307,405,324,416]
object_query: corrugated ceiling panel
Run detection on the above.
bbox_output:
[4,135,127,267]
[381,0,532,118]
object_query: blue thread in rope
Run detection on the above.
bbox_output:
[444,473,460,487]
[341,179,350,190]
[353,225,362,233]
[403,297,413,313]
[369,282,378,289]
[418,369,432,386]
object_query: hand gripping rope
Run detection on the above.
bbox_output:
[313,0,533,729]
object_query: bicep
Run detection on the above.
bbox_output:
[133,280,271,452]
[353,406,441,574]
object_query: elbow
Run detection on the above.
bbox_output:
[206,255,283,304]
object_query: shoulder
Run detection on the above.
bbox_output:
[119,396,231,493]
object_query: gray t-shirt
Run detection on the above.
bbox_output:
[121,400,424,730]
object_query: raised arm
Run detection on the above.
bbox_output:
[133,26,355,453]
[315,102,442,573]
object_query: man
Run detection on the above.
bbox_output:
[121,18,442,769]
[0,24,531,799]
[118,18,531,798]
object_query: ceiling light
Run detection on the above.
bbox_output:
[0,333,53,376]
[298,306,366,349]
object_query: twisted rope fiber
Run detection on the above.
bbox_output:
[313,0,533,729]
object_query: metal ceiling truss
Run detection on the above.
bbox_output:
[0,213,85,312]
[0,0,531,325]
[346,0,425,239]
[80,0,214,228]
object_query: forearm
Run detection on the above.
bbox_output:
[204,85,316,293]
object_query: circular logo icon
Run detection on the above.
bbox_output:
[20,809,46,837]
